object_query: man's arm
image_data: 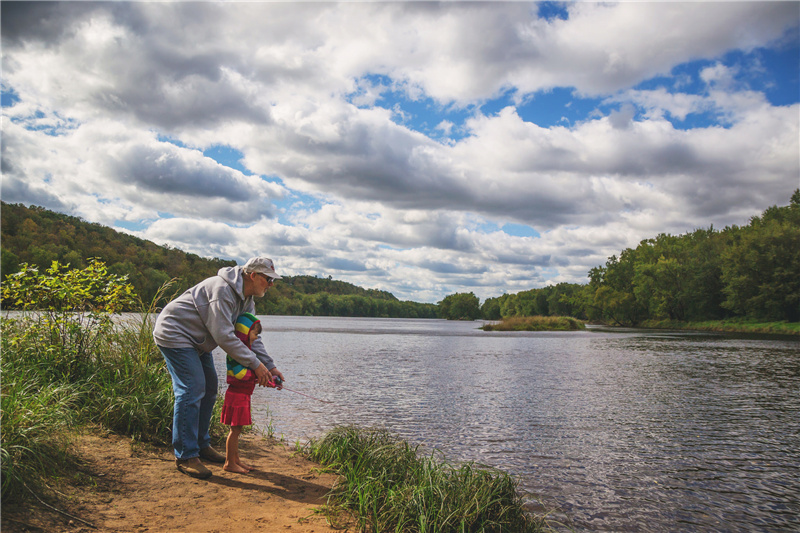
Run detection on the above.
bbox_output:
[242,299,283,387]
[204,298,260,369]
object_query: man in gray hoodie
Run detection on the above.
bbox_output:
[153,257,285,479]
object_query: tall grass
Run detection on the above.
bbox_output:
[482,316,585,332]
[1,280,175,499]
[0,277,235,500]
[304,426,546,533]
[0,354,83,500]
[82,314,177,443]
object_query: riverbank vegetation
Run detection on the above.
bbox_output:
[639,318,800,336]
[0,262,546,530]
[0,263,191,501]
[2,190,798,330]
[0,202,437,319]
[482,316,585,332]
[481,191,800,331]
[305,426,546,532]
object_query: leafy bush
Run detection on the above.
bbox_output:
[0,261,180,499]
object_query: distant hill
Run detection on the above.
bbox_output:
[0,202,438,318]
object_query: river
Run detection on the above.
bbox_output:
[211,316,800,532]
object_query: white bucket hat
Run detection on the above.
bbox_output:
[243,257,282,279]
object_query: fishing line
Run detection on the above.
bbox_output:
[268,377,333,404]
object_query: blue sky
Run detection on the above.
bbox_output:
[2,1,798,303]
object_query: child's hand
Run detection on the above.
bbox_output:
[269,370,285,389]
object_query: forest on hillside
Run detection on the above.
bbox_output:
[0,203,437,318]
[3,191,798,324]
[474,190,800,325]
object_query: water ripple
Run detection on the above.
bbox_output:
[216,317,800,532]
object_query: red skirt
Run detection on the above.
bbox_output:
[221,377,256,427]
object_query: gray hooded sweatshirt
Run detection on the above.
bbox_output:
[152,266,275,371]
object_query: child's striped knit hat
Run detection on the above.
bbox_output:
[234,312,260,345]
[228,312,261,380]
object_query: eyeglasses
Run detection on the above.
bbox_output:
[256,273,274,285]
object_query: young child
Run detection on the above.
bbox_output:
[220,312,262,473]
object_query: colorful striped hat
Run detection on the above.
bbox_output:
[234,312,261,345]
[228,312,261,380]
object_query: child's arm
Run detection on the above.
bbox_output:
[249,335,275,370]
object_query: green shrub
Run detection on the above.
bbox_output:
[482,316,585,331]
[0,261,179,499]
[304,426,545,532]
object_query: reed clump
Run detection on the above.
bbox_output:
[640,318,800,336]
[0,262,230,501]
[304,426,546,532]
[482,316,585,332]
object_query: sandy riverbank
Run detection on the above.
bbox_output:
[1,431,342,533]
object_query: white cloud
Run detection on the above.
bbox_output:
[1,111,285,224]
[2,2,798,303]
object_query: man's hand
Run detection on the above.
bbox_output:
[254,363,271,387]
[254,364,285,389]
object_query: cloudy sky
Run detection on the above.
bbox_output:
[2,1,799,303]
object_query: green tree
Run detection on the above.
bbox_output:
[592,251,648,326]
[632,234,690,321]
[1,248,19,280]
[681,227,726,321]
[438,292,481,320]
[481,297,502,320]
[534,289,550,316]
[720,195,800,321]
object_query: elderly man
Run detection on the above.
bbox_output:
[153,257,285,479]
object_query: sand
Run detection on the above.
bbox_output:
[1,431,344,533]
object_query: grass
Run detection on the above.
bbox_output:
[304,426,547,533]
[0,361,82,501]
[0,281,232,501]
[482,316,586,332]
[639,318,800,336]
[0,311,175,500]
[0,309,244,499]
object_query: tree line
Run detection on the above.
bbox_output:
[0,203,437,318]
[444,190,798,324]
[3,191,798,324]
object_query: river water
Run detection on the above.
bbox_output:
[211,316,800,532]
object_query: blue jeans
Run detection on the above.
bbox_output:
[158,346,218,460]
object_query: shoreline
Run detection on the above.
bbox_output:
[635,319,800,336]
[1,426,548,533]
[1,429,340,533]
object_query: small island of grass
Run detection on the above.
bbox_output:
[482,315,586,331]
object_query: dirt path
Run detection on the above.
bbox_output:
[1,432,344,533]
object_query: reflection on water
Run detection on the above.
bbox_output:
[212,316,800,532]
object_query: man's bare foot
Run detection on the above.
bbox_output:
[237,460,254,471]
[223,462,249,474]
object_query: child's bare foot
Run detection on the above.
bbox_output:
[237,460,254,471]
[223,462,249,474]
